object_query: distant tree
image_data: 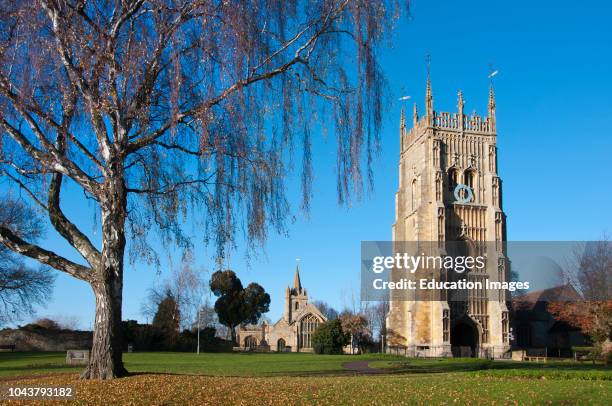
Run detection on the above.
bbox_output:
[121,319,166,352]
[365,300,389,350]
[312,300,339,320]
[33,317,61,330]
[312,319,349,354]
[548,238,612,361]
[54,315,82,330]
[152,290,180,347]
[191,300,218,332]
[209,270,270,343]
[0,199,54,324]
[142,256,207,330]
[340,311,371,354]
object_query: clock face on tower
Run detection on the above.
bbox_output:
[453,184,473,204]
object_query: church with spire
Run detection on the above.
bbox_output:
[386,72,511,358]
[236,265,327,352]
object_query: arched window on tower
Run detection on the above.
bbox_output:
[295,302,299,310]
[448,168,458,191]
[464,169,476,202]
[464,170,475,189]
[411,179,418,211]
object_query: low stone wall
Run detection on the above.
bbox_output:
[0,327,92,351]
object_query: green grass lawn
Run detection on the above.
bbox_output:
[0,351,401,378]
[1,352,610,405]
[369,357,612,380]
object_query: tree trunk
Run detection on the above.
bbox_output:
[231,326,237,345]
[81,171,128,379]
[82,273,127,379]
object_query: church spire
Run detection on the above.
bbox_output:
[412,102,418,126]
[488,84,496,133]
[293,264,302,291]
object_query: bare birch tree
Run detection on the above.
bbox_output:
[0,0,404,378]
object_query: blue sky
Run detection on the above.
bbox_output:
[19,0,612,329]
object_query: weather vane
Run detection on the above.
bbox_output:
[487,63,499,84]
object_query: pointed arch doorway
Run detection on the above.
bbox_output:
[450,316,480,357]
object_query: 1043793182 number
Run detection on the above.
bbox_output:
[1,386,75,399]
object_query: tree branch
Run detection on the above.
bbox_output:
[0,118,100,196]
[0,226,92,282]
[48,170,101,270]
[127,0,348,154]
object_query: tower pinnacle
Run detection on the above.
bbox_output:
[412,102,419,126]
[425,75,434,123]
[488,84,496,133]
[457,91,464,129]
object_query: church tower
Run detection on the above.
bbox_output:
[386,75,510,358]
[285,265,308,324]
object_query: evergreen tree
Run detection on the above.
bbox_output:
[152,290,180,348]
[312,319,349,354]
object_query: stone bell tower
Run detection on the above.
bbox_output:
[284,264,308,324]
[386,74,511,358]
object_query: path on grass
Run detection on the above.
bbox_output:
[342,360,387,374]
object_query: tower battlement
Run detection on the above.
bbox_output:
[400,81,497,152]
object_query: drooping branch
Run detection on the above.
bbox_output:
[127,176,216,195]
[1,170,48,210]
[127,0,349,154]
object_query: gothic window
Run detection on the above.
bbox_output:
[464,170,476,202]
[442,309,450,342]
[411,179,418,211]
[277,338,286,352]
[295,302,299,310]
[492,179,499,207]
[299,314,320,349]
[448,168,458,191]
[244,336,257,349]
[464,170,475,189]
[502,311,509,344]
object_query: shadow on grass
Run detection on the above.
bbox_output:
[0,363,78,372]
[378,358,611,376]
[126,369,352,379]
